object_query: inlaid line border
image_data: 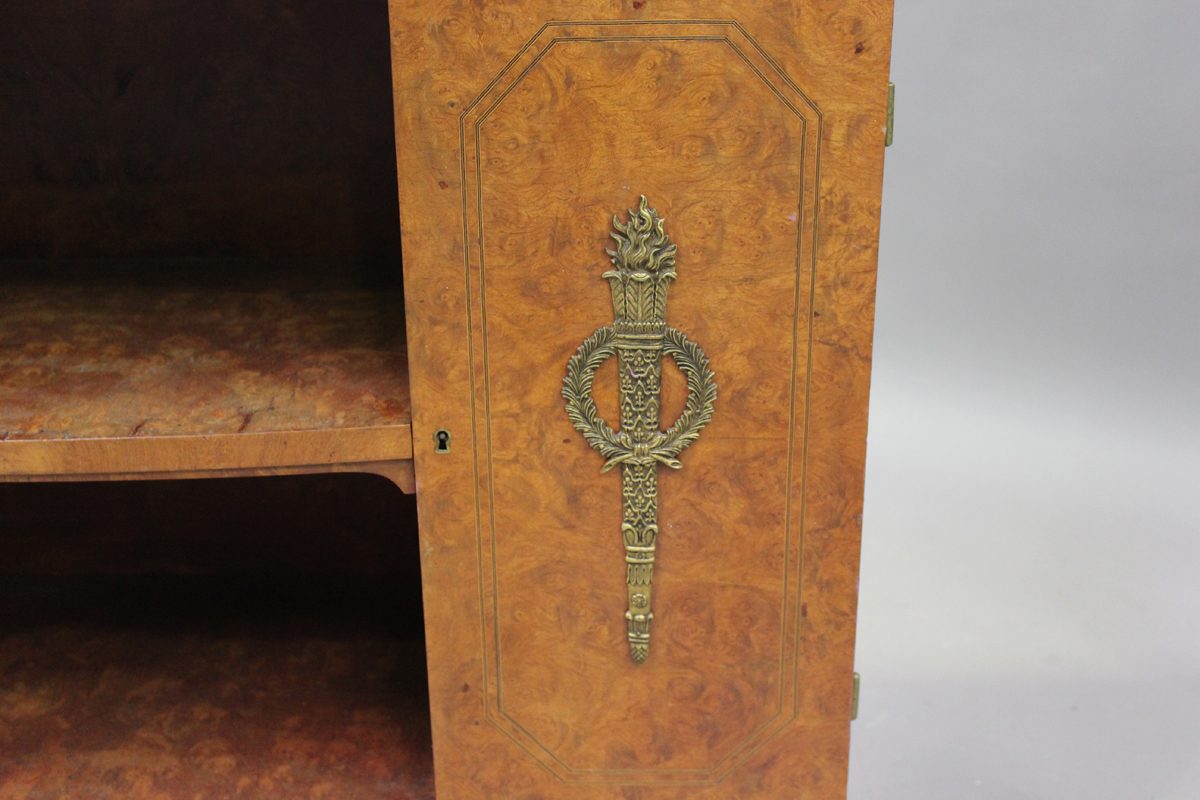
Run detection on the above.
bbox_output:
[457,19,824,785]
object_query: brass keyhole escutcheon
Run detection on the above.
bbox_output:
[434,429,452,453]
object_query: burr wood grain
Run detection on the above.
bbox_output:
[0,285,413,484]
[391,2,892,797]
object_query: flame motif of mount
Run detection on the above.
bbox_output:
[562,197,717,664]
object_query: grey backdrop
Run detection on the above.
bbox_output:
[849,2,1200,798]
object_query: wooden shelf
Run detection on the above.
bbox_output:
[0,575,433,799]
[0,280,412,484]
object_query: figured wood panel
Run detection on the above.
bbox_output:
[0,286,409,441]
[391,2,892,798]
[463,23,818,781]
[0,284,413,482]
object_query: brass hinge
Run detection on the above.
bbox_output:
[851,672,861,720]
[885,83,895,147]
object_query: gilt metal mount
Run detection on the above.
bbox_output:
[563,196,717,663]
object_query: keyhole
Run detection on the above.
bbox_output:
[434,429,452,453]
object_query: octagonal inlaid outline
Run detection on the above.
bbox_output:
[457,19,823,784]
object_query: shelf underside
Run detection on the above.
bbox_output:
[0,281,413,478]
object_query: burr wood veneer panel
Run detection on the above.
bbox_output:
[463,22,818,781]
[391,2,892,798]
[0,285,413,482]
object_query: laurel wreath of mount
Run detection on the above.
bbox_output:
[562,326,716,474]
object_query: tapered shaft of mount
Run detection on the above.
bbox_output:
[617,330,664,663]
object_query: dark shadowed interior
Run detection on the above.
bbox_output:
[0,0,403,286]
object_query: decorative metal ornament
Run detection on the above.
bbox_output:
[563,196,717,664]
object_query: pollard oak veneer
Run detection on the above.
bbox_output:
[0,574,434,799]
[391,2,893,798]
[0,281,414,489]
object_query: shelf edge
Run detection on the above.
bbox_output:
[0,426,413,478]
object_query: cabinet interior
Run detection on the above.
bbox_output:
[1,0,431,795]
[2,0,409,445]
[0,474,433,798]
[0,259,410,443]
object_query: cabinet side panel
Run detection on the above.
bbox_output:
[391,2,892,799]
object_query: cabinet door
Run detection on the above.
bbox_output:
[391,3,891,797]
